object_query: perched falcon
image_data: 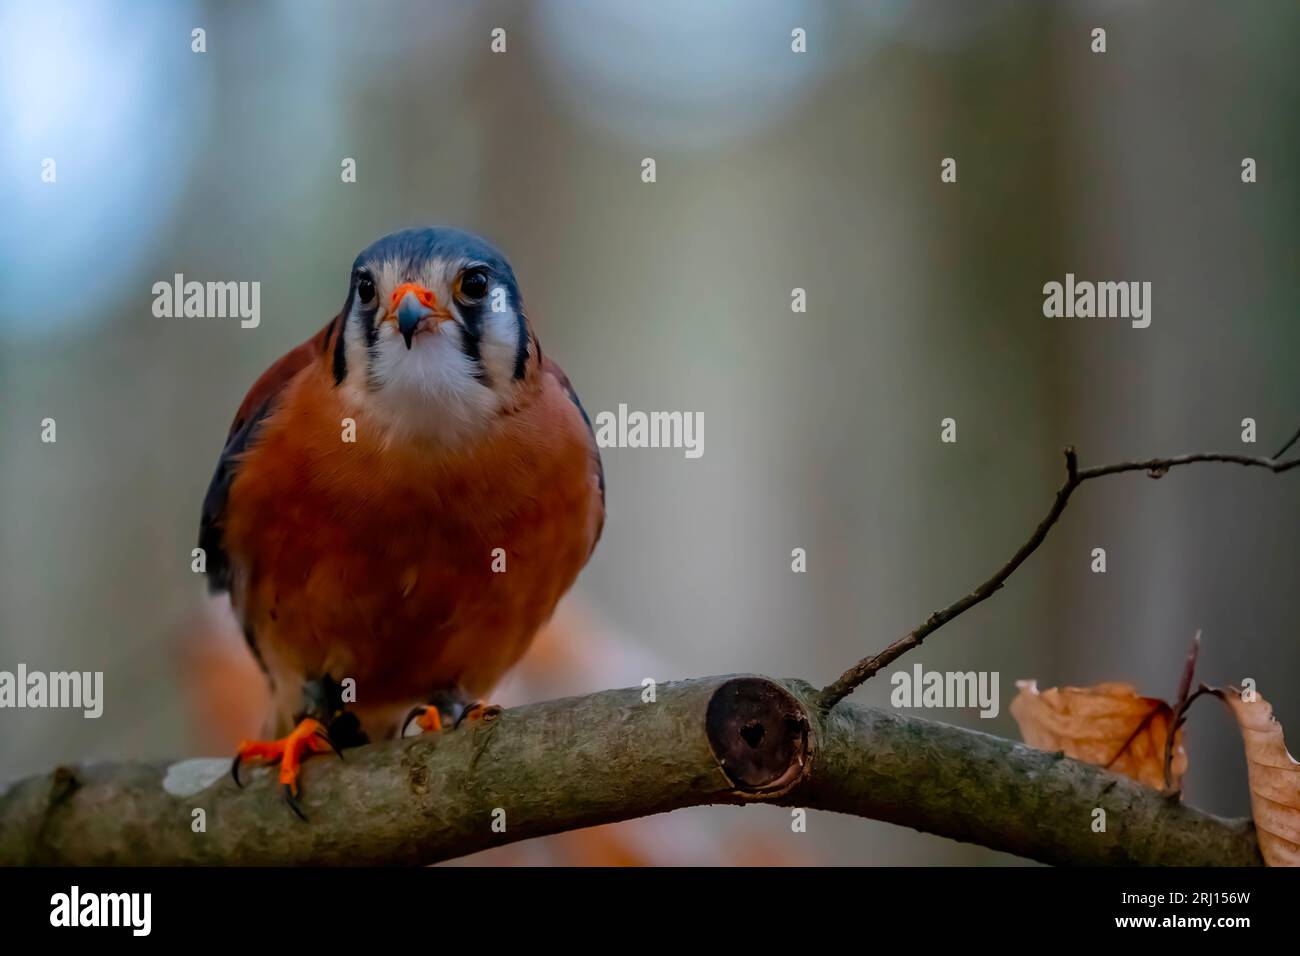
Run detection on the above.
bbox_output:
[199,227,605,815]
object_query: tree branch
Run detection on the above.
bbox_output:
[0,676,1260,866]
[816,440,1300,713]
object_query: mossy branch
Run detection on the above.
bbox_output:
[0,676,1260,866]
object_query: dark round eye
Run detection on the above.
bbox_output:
[459,268,489,301]
[356,274,376,305]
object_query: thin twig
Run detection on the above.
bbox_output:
[817,437,1300,713]
[1275,424,1300,460]
[1162,630,1201,792]
[1161,684,1214,799]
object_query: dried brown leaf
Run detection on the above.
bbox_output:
[1010,679,1187,790]
[1221,688,1300,866]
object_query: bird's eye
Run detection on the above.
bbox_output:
[357,274,376,305]
[459,268,489,302]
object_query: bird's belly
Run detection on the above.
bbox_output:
[227,438,597,710]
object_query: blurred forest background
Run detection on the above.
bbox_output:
[1,0,1296,865]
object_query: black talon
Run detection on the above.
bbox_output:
[454,700,485,729]
[401,705,428,737]
[283,784,308,822]
[231,753,245,788]
[315,729,344,760]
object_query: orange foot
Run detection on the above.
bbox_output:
[230,717,341,820]
[402,699,502,737]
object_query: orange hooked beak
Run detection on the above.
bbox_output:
[390,282,453,349]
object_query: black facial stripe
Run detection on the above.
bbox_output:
[332,286,356,386]
[361,305,379,350]
[512,312,529,380]
[358,282,383,390]
[457,302,489,384]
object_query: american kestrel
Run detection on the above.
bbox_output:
[199,227,605,816]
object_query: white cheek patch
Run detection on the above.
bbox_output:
[472,282,529,384]
[344,310,372,382]
[479,303,523,380]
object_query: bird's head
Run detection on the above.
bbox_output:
[332,226,537,444]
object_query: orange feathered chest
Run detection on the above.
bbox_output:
[219,360,602,714]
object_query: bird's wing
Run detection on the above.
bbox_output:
[542,354,606,546]
[198,318,338,595]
